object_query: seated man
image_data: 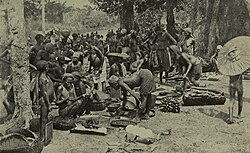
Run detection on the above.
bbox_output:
[56,73,88,118]
[72,71,93,114]
[109,67,156,122]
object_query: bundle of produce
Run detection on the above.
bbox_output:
[159,97,180,113]
[183,88,226,106]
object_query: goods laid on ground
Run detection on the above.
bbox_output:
[70,124,107,136]
[110,118,137,127]
[53,116,76,130]
[89,101,107,111]
[159,97,180,113]
[183,87,226,106]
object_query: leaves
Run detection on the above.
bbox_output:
[24,0,74,23]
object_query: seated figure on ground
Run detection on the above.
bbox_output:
[56,73,90,119]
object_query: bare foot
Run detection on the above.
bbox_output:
[226,118,235,124]
[236,115,244,119]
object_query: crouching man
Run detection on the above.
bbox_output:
[108,68,156,122]
[56,73,90,119]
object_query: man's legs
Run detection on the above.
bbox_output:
[143,94,154,119]
[66,101,82,118]
[40,99,48,141]
[228,88,236,123]
[134,94,148,122]
[237,90,243,118]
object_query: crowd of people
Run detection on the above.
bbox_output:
[28,24,213,120]
[22,24,227,141]
[0,20,245,144]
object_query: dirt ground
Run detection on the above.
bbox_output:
[41,76,250,153]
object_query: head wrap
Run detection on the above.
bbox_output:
[216,45,222,50]
[63,73,74,81]
[183,28,192,34]
[109,75,119,85]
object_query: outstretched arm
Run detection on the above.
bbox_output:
[119,80,141,105]
[182,53,192,77]
[165,31,177,45]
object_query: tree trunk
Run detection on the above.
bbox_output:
[7,0,33,128]
[120,0,134,31]
[190,0,250,59]
[0,1,10,82]
[166,1,178,41]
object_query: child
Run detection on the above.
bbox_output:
[228,74,243,124]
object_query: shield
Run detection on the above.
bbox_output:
[217,36,250,76]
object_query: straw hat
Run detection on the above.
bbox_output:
[218,36,250,76]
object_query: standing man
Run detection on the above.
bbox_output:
[29,34,45,65]
[153,25,177,83]
[34,60,51,142]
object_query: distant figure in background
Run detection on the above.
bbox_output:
[182,28,195,56]
[66,53,82,74]
[88,46,106,91]
[153,25,177,83]
[210,45,222,73]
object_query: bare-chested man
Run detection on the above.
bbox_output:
[56,73,86,118]
[109,69,156,122]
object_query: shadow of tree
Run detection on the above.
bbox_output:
[198,108,228,122]
[223,93,250,103]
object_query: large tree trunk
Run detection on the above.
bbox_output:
[120,0,134,31]
[190,0,250,59]
[0,1,10,82]
[7,0,33,128]
[166,1,178,41]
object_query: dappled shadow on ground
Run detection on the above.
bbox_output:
[223,93,250,103]
[198,108,228,122]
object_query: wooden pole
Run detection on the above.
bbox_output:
[41,0,45,34]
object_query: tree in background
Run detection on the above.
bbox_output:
[90,0,185,35]
[90,0,134,30]
[24,0,73,24]
[187,0,250,59]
